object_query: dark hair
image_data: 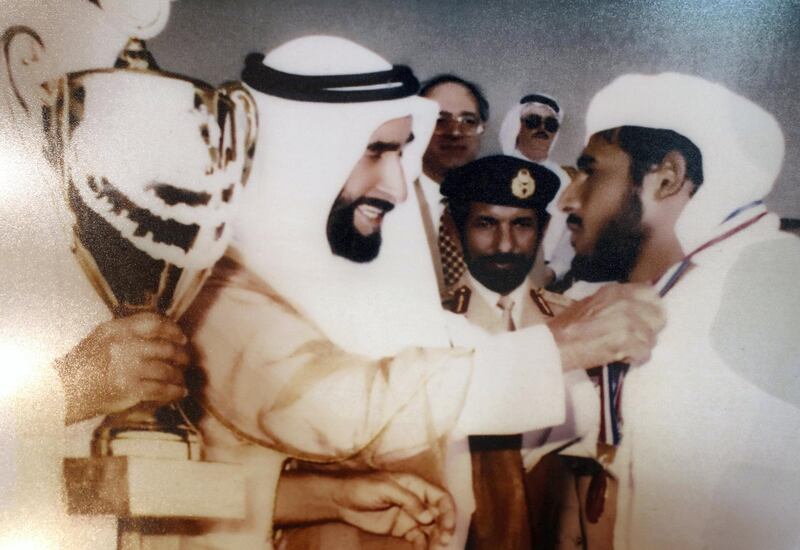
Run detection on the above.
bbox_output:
[598,126,704,191]
[446,199,549,246]
[419,74,489,122]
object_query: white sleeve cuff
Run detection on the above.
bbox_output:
[449,320,566,436]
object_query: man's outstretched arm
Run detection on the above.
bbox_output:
[185,257,664,462]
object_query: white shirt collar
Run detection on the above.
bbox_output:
[467,271,530,328]
[418,171,445,227]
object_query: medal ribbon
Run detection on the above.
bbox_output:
[599,203,769,446]
[586,203,769,523]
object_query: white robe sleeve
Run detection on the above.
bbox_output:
[189,261,572,463]
[188,265,473,463]
[443,311,566,437]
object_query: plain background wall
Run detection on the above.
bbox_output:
[150,0,800,217]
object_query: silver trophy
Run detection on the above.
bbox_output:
[42,43,257,460]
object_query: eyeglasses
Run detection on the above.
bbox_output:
[434,112,485,136]
[521,114,560,133]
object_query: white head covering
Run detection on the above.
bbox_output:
[499,92,563,160]
[235,36,447,358]
[585,72,784,254]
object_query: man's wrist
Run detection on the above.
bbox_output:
[274,471,341,526]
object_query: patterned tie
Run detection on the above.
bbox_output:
[497,295,516,331]
[438,205,467,287]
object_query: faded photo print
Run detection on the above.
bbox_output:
[1,2,799,549]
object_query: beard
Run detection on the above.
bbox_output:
[570,189,646,283]
[326,195,392,263]
[466,251,536,296]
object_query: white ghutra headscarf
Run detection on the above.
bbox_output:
[498,93,573,277]
[498,92,564,161]
[585,72,784,254]
[235,36,448,358]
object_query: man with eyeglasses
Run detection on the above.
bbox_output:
[420,74,488,184]
[416,74,489,291]
[500,93,575,287]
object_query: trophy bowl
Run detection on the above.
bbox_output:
[43,64,257,460]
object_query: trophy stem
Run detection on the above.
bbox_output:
[92,402,201,461]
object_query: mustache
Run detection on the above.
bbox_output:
[468,251,534,294]
[353,196,395,214]
[479,253,529,265]
[566,213,583,227]
[439,133,467,141]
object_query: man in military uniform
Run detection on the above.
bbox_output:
[440,155,585,549]
[441,155,568,328]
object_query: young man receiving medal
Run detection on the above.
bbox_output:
[558,72,800,550]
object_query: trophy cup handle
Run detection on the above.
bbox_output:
[219,82,258,186]
[2,26,49,115]
[2,26,70,173]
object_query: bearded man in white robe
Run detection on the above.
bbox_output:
[558,72,800,550]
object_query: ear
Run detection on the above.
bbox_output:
[2,26,52,116]
[652,150,688,200]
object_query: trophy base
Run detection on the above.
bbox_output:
[64,456,246,519]
[92,407,201,461]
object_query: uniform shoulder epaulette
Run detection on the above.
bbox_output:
[529,287,575,317]
[442,285,471,314]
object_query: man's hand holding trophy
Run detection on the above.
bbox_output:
[57,311,190,427]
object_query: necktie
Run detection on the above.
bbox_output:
[497,295,516,331]
[467,295,531,549]
[438,206,467,288]
[467,434,532,549]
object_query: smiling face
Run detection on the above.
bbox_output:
[516,104,558,162]
[326,116,413,262]
[558,132,646,281]
[462,202,540,295]
[422,82,483,180]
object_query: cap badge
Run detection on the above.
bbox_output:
[511,169,536,199]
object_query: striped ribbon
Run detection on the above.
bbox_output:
[599,203,768,446]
